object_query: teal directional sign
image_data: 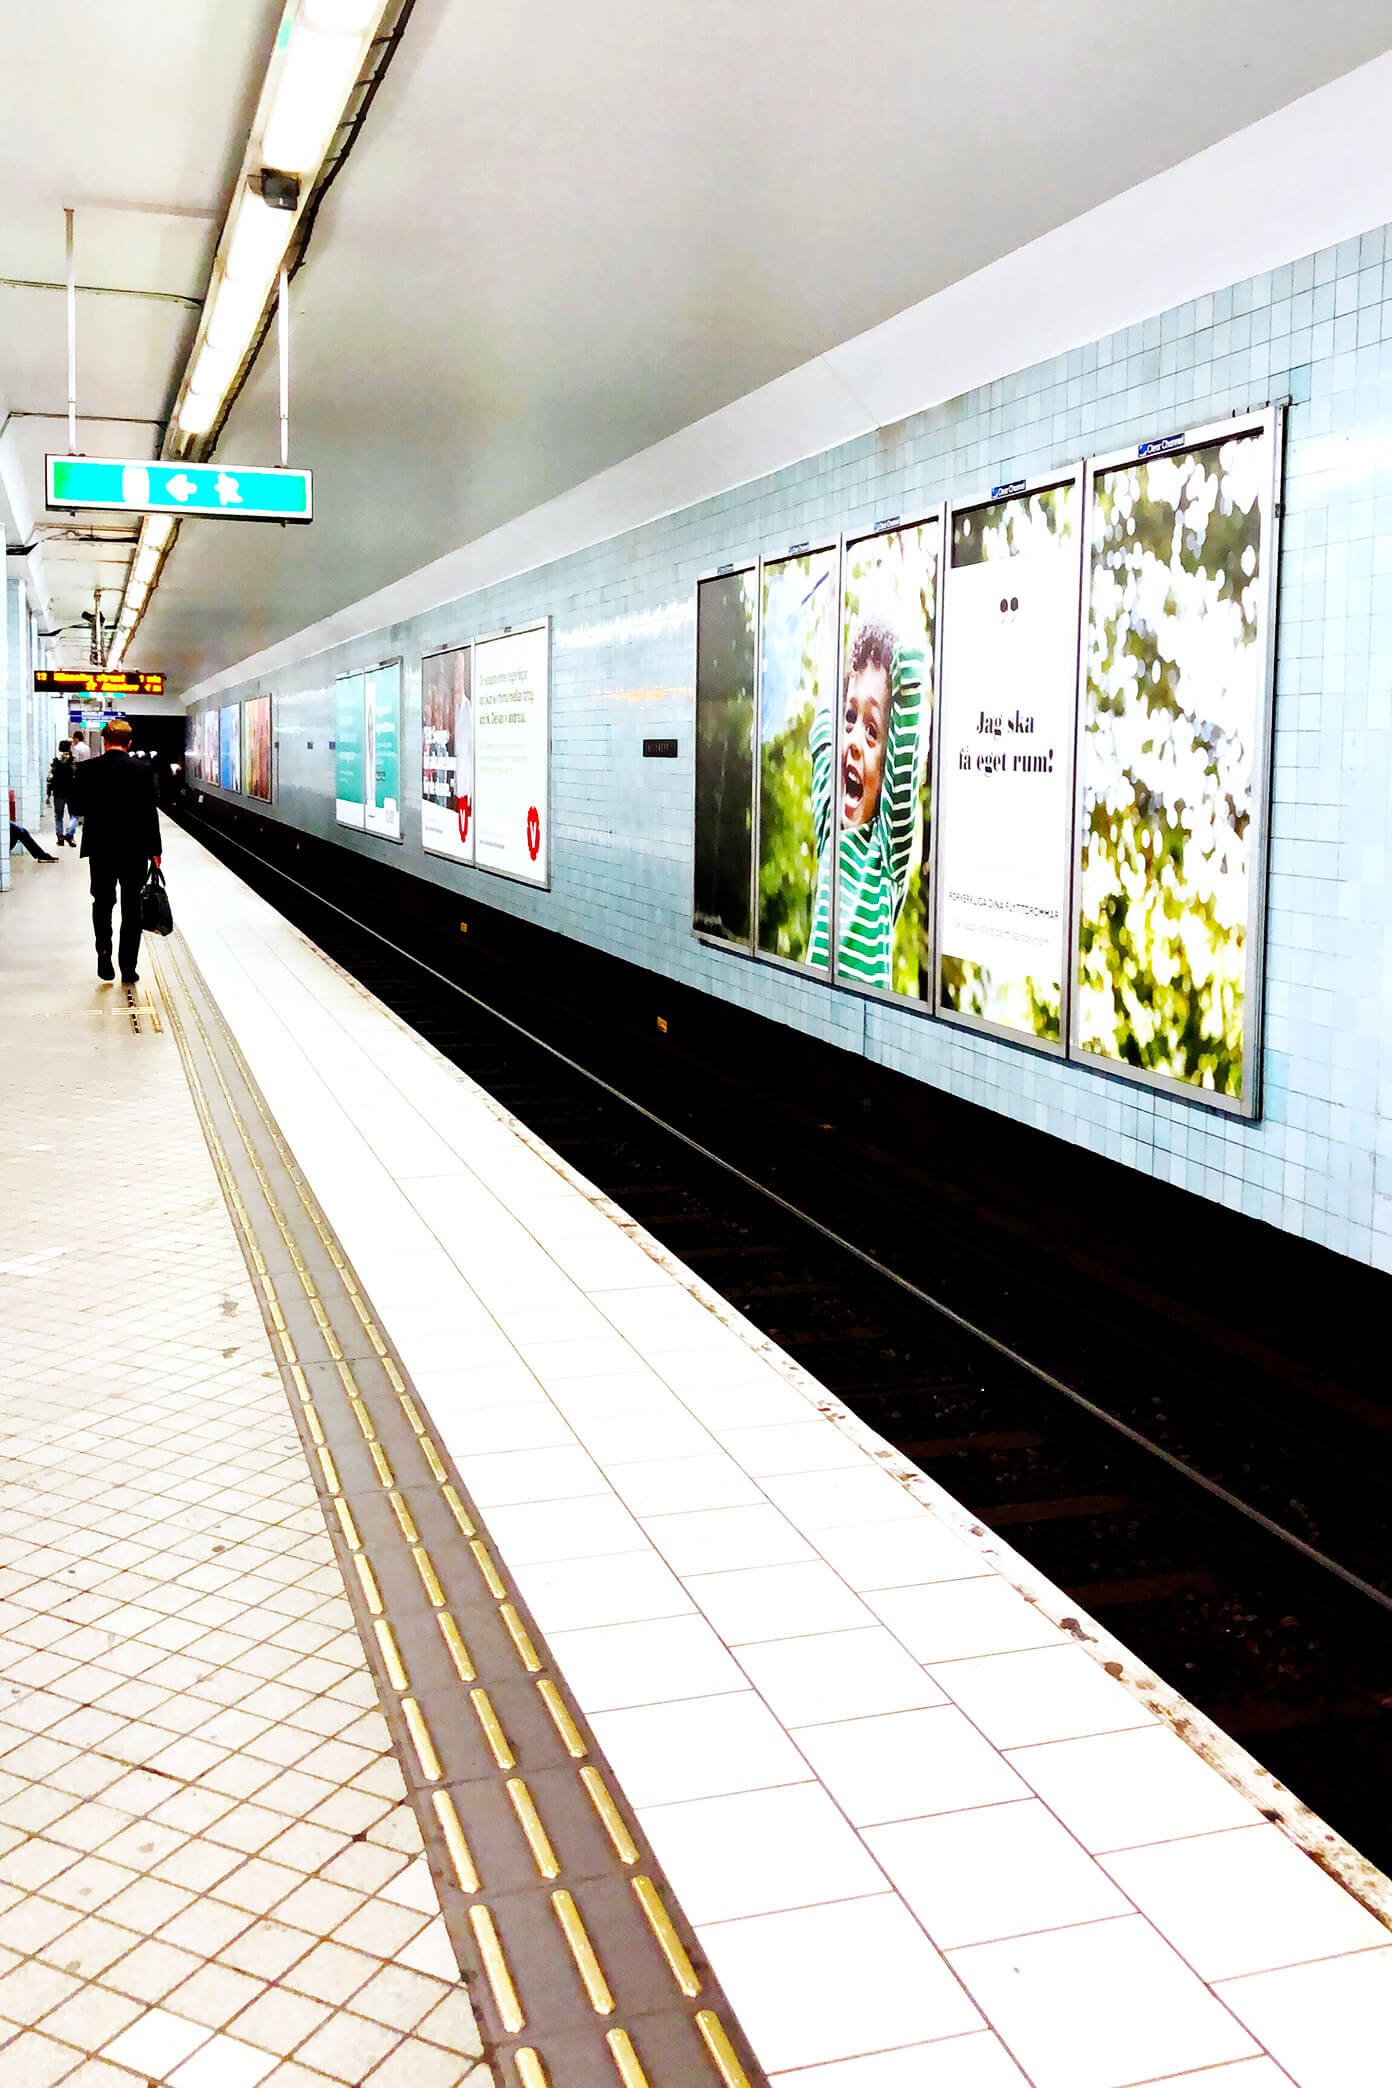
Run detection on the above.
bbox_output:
[46,454,313,524]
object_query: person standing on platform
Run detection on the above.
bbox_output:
[68,718,162,984]
[47,740,79,847]
[69,732,92,766]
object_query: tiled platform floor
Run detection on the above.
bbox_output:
[4,827,1392,2088]
[161,825,1392,2088]
[0,851,483,2086]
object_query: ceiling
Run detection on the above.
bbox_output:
[5,2,1390,692]
[0,0,282,665]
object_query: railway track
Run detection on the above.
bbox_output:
[178,807,1392,1876]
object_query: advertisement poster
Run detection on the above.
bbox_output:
[756,546,839,968]
[202,710,217,787]
[1077,424,1272,1104]
[364,661,402,840]
[421,646,473,863]
[832,522,938,998]
[244,695,272,802]
[219,704,241,793]
[693,569,756,945]
[185,713,198,781]
[335,672,366,830]
[936,481,1079,1043]
[474,624,550,886]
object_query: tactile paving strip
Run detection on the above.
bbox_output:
[152,933,767,2088]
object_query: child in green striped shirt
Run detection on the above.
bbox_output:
[807,623,925,989]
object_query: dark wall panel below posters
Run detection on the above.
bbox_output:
[693,567,756,947]
[1075,412,1277,1112]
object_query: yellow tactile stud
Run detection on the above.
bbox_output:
[402,1696,442,1781]
[631,1877,701,1996]
[432,1789,480,1893]
[695,2012,751,2088]
[372,1618,409,1692]
[536,1680,586,1759]
[470,1687,515,1771]
[469,1906,524,2033]
[506,1778,560,1879]
[606,2029,650,2088]
[552,1889,615,2014]
[437,1610,476,1683]
[580,1768,637,1863]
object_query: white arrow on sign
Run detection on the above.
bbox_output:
[215,473,243,507]
[166,473,197,503]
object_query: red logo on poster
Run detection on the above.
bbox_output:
[526,805,541,861]
[457,795,471,844]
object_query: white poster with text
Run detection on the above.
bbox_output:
[936,482,1079,1044]
[474,623,550,886]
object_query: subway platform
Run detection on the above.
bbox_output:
[1,828,1389,2088]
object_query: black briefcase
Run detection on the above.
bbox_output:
[141,863,174,936]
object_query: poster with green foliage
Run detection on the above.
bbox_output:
[1077,424,1272,1103]
[335,672,366,830]
[757,548,839,968]
[834,523,938,997]
[693,569,756,944]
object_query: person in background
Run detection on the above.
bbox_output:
[9,785,57,863]
[69,731,92,765]
[66,719,162,984]
[47,739,79,847]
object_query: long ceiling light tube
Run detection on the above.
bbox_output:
[113,0,392,657]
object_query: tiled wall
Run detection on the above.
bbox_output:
[193,222,1392,1273]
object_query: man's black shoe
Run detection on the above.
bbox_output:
[97,954,115,982]
[121,972,140,985]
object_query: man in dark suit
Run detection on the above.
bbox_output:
[68,718,162,984]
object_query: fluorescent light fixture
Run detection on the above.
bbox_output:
[132,547,158,587]
[144,516,175,553]
[260,23,367,174]
[223,192,293,286]
[304,0,380,30]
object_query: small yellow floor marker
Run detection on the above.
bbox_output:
[695,2011,751,2088]
[470,1906,525,2033]
[413,1544,447,1608]
[400,1391,426,1435]
[442,1483,475,1536]
[383,1355,407,1393]
[515,2048,549,2088]
[390,1491,419,1543]
[580,1767,638,1864]
[438,1610,476,1682]
[606,2029,651,2088]
[471,1686,516,1770]
[507,1778,561,1879]
[332,1498,360,1552]
[372,1618,409,1692]
[632,1876,701,1996]
[537,1680,587,1759]
[500,1603,542,1673]
[422,1435,448,1483]
[470,1538,507,1598]
[303,1404,326,1447]
[369,1440,394,1488]
[402,1696,443,1782]
[552,1889,615,2014]
[353,1554,384,1617]
[432,1789,481,1893]
[316,1445,341,1495]
[350,1395,376,1441]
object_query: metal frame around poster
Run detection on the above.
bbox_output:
[751,536,843,983]
[1068,404,1284,1120]
[931,464,1087,1059]
[829,506,947,1013]
[471,617,552,892]
[419,640,475,868]
[334,668,367,832]
[691,558,760,956]
[363,655,404,845]
[242,692,273,804]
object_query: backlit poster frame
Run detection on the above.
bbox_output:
[472,619,551,890]
[753,538,842,980]
[219,703,241,793]
[202,709,217,788]
[334,671,366,831]
[692,561,760,953]
[1070,406,1282,1119]
[932,468,1085,1057]
[420,642,475,866]
[831,510,945,1009]
[244,694,273,803]
[364,657,403,842]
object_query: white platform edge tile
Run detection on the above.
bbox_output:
[164,830,1392,2088]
